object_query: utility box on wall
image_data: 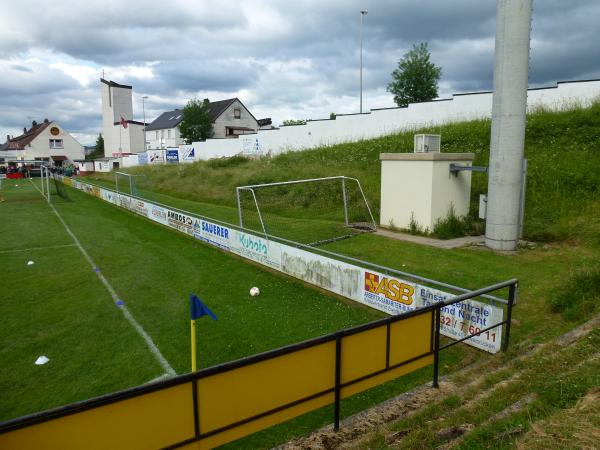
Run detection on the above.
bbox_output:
[413,134,441,153]
[380,152,475,232]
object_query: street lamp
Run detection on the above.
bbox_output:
[142,96,149,151]
[360,9,368,114]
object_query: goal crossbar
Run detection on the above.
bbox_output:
[236,176,377,243]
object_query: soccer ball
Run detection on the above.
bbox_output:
[249,287,260,297]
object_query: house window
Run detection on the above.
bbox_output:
[234,108,241,119]
[167,129,171,139]
[49,139,63,149]
[161,130,165,139]
[155,131,159,140]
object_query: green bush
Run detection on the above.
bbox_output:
[432,204,477,239]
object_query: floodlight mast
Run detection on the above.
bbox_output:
[485,0,533,251]
[359,9,368,114]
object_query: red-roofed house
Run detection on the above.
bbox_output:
[3,119,85,165]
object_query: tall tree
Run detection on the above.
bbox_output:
[179,98,214,143]
[387,42,442,107]
[87,133,104,160]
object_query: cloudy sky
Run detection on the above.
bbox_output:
[1,0,599,145]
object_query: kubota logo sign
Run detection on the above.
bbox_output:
[364,272,414,305]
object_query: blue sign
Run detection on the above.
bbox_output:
[166,149,179,163]
[138,152,148,165]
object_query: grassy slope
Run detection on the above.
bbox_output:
[93,100,600,244]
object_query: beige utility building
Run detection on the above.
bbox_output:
[380,152,474,232]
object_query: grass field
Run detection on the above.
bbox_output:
[0,179,386,426]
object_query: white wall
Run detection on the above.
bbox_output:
[76,161,95,173]
[26,122,84,162]
[146,126,181,150]
[187,80,600,160]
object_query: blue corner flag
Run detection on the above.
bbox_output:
[190,294,217,321]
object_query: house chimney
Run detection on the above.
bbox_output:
[23,127,27,133]
[32,120,37,127]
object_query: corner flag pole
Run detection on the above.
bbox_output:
[191,318,197,372]
[189,293,217,373]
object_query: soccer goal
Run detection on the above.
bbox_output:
[236,176,376,246]
[39,165,70,202]
[115,171,149,198]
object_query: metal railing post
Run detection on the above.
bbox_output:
[519,160,528,239]
[333,335,342,431]
[192,379,200,440]
[503,282,517,351]
[432,308,441,388]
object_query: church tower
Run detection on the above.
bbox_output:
[100,79,144,157]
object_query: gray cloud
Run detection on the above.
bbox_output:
[0,0,599,144]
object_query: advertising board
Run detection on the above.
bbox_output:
[166,149,179,164]
[64,178,505,353]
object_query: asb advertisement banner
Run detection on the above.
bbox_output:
[64,178,504,354]
[415,285,503,353]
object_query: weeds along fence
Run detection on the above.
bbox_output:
[0,280,517,450]
[0,176,517,448]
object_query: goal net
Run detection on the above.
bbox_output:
[115,172,151,199]
[236,176,376,246]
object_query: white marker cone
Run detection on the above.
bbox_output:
[35,356,49,365]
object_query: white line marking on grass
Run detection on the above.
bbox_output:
[29,180,176,377]
[146,373,173,384]
[0,244,77,254]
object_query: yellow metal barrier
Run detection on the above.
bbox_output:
[1,277,517,450]
[0,310,434,450]
[0,383,195,450]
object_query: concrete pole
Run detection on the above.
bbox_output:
[359,10,368,114]
[142,95,148,152]
[485,0,533,251]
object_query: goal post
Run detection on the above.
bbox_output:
[236,176,376,245]
[115,172,148,197]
